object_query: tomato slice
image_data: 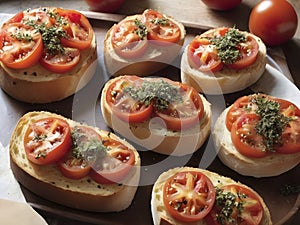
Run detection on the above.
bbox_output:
[163,171,216,222]
[39,47,80,73]
[57,125,102,179]
[111,18,148,58]
[55,8,94,50]
[226,35,259,70]
[0,22,43,69]
[106,76,153,123]
[231,113,268,158]
[205,184,263,225]
[24,117,72,165]
[21,8,55,27]
[90,137,135,184]
[187,36,223,72]
[155,81,204,130]
[142,9,181,44]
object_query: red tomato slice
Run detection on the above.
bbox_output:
[226,94,271,131]
[163,171,216,222]
[90,137,135,184]
[22,8,55,27]
[106,76,153,123]
[57,152,91,180]
[187,36,223,72]
[24,117,72,165]
[205,184,263,225]
[142,9,181,44]
[231,113,268,158]
[40,47,80,73]
[55,8,94,50]
[57,125,102,179]
[0,22,43,69]
[155,81,204,130]
[111,18,148,58]
[226,35,259,70]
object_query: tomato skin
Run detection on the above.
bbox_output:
[163,171,216,222]
[201,0,242,11]
[111,18,149,59]
[249,0,298,46]
[84,0,125,13]
[155,82,204,131]
[0,23,43,69]
[40,47,80,73]
[56,9,94,50]
[57,125,102,180]
[205,184,263,225]
[57,153,91,180]
[90,138,135,184]
[226,35,259,70]
[187,36,223,72]
[142,9,181,45]
[231,113,268,158]
[227,94,300,157]
[24,117,72,165]
[106,76,153,123]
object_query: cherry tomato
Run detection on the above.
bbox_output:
[84,0,125,13]
[231,113,268,158]
[155,81,204,131]
[40,47,80,73]
[0,22,43,69]
[24,117,72,165]
[57,125,102,180]
[187,36,223,72]
[90,137,135,184]
[56,9,94,50]
[106,76,153,123]
[249,0,298,46]
[205,184,263,225]
[201,0,242,11]
[142,9,181,44]
[163,171,216,222]
[111,17,148,58]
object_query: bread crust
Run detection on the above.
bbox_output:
[104,11,186,76]
[100,76,212,156]
[9,111,141,212]
[151,167,272,225]
[213,108,300,177]
[181,29,267,95]
[0,8,98,104]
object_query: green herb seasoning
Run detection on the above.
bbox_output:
[11,31,33,42]
[133,19,148,39]
[151,17,168,26]
[215,187,246,225]
[210,27,246,64]
[71,127,108,164]
[254,96,293,152]
[24,10,67,55]
[123,79,183,111]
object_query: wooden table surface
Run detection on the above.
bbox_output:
[0,0,299,224]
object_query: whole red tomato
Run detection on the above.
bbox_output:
[85,0,125,13]
[201,0,242,11]
[249,0,298,46]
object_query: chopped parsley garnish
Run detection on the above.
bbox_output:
[24,10,67,55]
[254,96,293,152]
[151,17,168,25]
[133,19,148,39]
[215,187,246,225]
[210,27,246,64]
[71,128,108,164]
[11,31,33,42]
[123,79,183,111]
